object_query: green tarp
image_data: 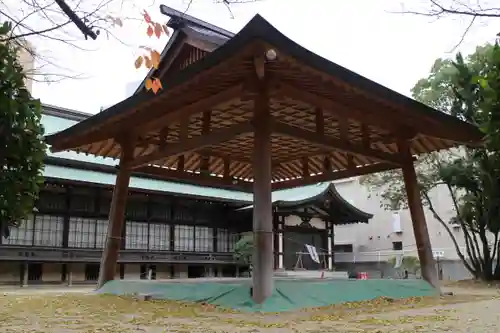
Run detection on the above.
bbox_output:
[97,279,437,313]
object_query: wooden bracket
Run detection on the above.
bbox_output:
[254,55,266,80]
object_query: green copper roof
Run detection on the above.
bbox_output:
[41,111,331,202]
[44,164,253,202]
[44,114,118,167]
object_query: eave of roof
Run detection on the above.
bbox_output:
[238,182,372,224]
[46,13,483,148]
[160,5,234,39]
[276,183,373,222]
[44,163,252,203]
[133,5,234,95]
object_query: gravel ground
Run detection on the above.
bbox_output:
[0,284,499,332]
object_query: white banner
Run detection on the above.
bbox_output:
[394,254,404,269]
[305,244,320,264]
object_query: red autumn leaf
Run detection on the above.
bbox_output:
[154,22,162,38]
[154,77,163,88]
[146,25,154,37]
[151,78,163,94]
[134,56,143,69]
[144,10,152,23]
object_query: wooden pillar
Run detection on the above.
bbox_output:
[252,83,274,303]
[21,263,28,287]
[67,264,73,286]
[399,140,439,289]
[97,139,134,289]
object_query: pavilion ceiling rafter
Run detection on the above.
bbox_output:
[128,120,254,168]
[271,118,404,165]
[275,82,415,142]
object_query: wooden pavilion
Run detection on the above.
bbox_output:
[46,12,483,303]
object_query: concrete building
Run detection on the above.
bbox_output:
[332,177,472,280]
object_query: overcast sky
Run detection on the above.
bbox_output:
[29,0,499,114]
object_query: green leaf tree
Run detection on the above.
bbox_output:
[361,43,500,281]
[233,234,254,272]
[0,21,46,238]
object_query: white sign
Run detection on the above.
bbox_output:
[305,244,321,264]
[433,251,445,259]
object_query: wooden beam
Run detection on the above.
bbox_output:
[272,162,398,191]
[136,165,252,192]
[399,139,439,290]
[272,119,403,165]
[127,121,254,169]
[177,155,185,171]
[315,108,324,135]
[176,116,189,172]
[338,117,355,169]
[136,142,251,165]
[97,137,134,288]
[198,148,251,164]
[301,157,309,178]
[200,111,212,174]
[277,82,413,138]
[223,158,231,178]
[49,84,244,153]
[323,156,331,172]
[159,127,169,150]
[254,55,265,80]
[361,124,371,149]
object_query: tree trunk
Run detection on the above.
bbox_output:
[424,192,476,275]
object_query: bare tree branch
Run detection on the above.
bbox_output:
[0,0,261,82]
[395,0,500,50]
[53,0,97,39]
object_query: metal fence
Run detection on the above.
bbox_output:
[334,247,467,263]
